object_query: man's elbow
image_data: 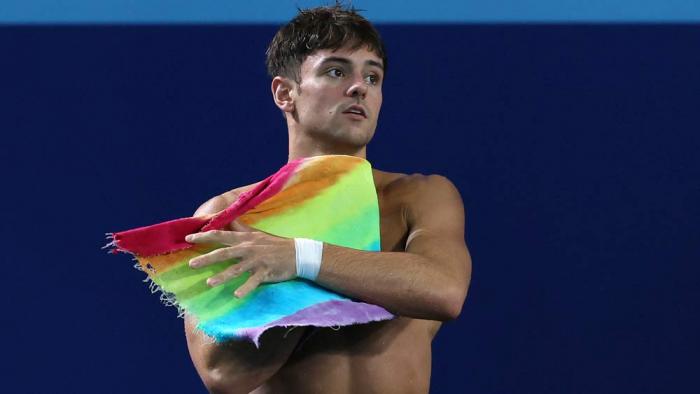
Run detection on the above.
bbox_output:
[436,285,468,321]
[199,364,268,394]
[200,366,237,394]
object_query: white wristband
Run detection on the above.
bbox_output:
[294,238,323,281]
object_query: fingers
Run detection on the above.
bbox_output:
[189,243,252,268]
[206,258,256,287]
[234,270,266,298]
[184,229,292,298]
[205,259,265,298]
[185,230,256,245]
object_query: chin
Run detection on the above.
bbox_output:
[338,129,375,149]
[310,126,375,149]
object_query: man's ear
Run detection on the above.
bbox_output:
[271,76,296,113]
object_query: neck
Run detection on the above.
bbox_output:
[287,128,368,162]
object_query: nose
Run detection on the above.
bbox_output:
[346,76,368,99]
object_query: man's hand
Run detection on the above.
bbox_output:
[186,225,297,298]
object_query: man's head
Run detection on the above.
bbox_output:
[267,4,388,157]
[265,3,387,83]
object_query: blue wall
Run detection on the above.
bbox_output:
[1,22,698,393]
[2,0,700,23]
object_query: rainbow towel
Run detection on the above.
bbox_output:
[108,155,394,346]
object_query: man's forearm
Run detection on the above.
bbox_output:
[316,244,466,321]
[186,226,470,320]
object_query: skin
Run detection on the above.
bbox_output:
[183,45,472,394]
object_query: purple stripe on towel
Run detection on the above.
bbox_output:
[236,300,395,347]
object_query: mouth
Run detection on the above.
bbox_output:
[342,105,367,119]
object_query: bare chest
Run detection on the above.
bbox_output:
[259,181,437,393]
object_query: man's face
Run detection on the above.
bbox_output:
[289,45,384,149]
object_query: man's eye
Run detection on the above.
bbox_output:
[327,68,344,78]
[365,74,380,85]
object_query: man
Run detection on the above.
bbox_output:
[183,5,471,393]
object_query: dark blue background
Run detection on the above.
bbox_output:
[2,25,698,393]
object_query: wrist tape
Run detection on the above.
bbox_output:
[294,238,323,281]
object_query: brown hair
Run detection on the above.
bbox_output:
[265,2,387,82]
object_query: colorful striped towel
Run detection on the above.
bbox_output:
[107,155,394,346]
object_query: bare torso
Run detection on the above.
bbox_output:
[185,169,444,394]
[253,169,442,393]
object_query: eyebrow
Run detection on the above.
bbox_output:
[319,56,384,71]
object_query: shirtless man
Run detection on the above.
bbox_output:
[183,5,471,393]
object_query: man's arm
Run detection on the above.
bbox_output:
[185,194,306,394]
[316,175,471,320]
[187,174,472,322]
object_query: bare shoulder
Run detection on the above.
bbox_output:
[374,169,463,207]
[193,182,262,217]
[375,169,466,247]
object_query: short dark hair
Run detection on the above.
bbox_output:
[265,3,387,82]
